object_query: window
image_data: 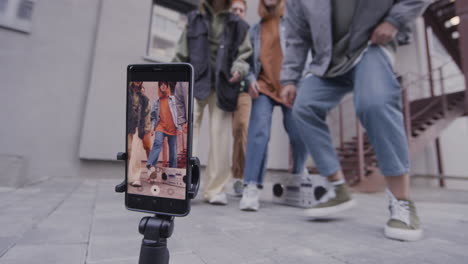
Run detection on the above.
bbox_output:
[0,0,35,33]
[0,0,9,13]
[146,0,198,62]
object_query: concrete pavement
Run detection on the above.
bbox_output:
[0,173,468,264]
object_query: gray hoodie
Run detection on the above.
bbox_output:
[280,0,431,85]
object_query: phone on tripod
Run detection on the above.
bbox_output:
[126,64,194,216]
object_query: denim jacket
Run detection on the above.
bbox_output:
[150,96,180,131]
[246,18,286,87]
[280,0,430,85]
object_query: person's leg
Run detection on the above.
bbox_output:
[232,92,252,179]
[240,95,274,211]
[192,96,208,158]
[292,75,352,178]
[281,105,308,174]
[167,133,178,168]
[129,131,144,186]
[142,133,152,158]
[243,95,274,186]
[127,133,133,160]
[127,133,138,183]
[203,91,233,203]
[352,45,410,198]
[353,45,421,241]
[292,75,356,217]
[147,131,165,167]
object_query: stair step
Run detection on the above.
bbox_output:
[337,146,373,152]
[338,151,375,158]
[344,141,371,147]
[340,158,377,165]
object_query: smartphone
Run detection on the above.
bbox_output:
[126,64,193,216]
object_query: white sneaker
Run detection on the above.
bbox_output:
[131,180,141,187]
[208,192,228,205]
[240,183,260,211]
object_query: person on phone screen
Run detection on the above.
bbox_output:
[280,0,430,241]
[173,0,252,205]
[128,81,152,187]
[146,82,179,175]
[174,82,188,134]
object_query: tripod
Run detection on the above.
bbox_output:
[138,214,174,264]
[116,152,200,264]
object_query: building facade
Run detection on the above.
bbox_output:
[0,0,466,187]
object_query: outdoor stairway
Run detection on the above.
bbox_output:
[337,91,466,186]
[424,0,461,68]
[321,0,468,190]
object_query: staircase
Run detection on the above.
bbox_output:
[318,0,468,190]
[337,91,466,188]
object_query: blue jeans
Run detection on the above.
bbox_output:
[147,131,177,168]
[293,45,409,177]
[244,94,308,186]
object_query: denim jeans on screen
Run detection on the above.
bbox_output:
[292,45,410,177]
[243,94,308,186]
[147,131,177,168]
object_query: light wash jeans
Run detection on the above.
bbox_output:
[244,94,308,186]
[293,45,409,177]
[147,131,177,168]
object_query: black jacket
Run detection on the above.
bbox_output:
[186,10,250,111]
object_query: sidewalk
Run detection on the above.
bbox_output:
[0,173,467,264]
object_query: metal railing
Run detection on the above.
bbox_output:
[333,61,465,183]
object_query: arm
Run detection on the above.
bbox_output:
[143,102,151,134]
[280,0,312,87]
[245,26,257,87]
[231,32,253,80]
[172,28,189,63]
[384,0,431,30]
[150,101,158,130]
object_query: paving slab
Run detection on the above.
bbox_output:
[1,175,468,264]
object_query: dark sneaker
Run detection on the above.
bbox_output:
[304,182,356,218]
[233,179,244,197]
[384,189,423,241]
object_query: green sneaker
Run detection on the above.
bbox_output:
[384,189,423,241]
[304,182,356,218]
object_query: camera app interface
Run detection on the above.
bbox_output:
[127,81,188,200]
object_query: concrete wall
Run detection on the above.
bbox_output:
[79,0,151,160]
[0,0,101,185]
[78,0,294,170]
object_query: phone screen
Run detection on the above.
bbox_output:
[126,64,192,215]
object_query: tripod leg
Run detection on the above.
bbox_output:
[139,240,169,264]
[138,215,174,264]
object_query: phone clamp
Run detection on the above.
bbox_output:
[115,152,201,264]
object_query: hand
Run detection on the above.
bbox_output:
[281,84,297,108]
[229,71,241,83]
[151,130,155,136]
[370,22,398,45]
[182,123,188,134]
[248,81,260,99]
